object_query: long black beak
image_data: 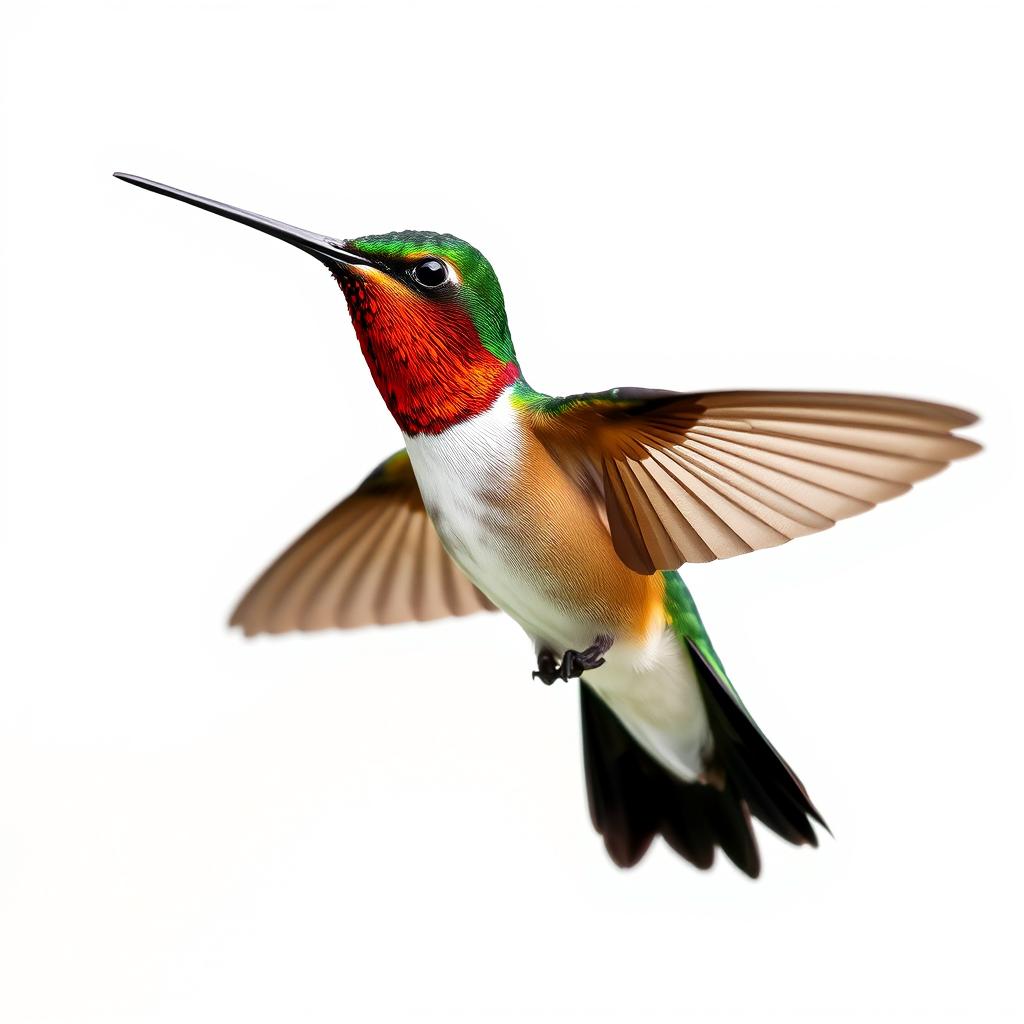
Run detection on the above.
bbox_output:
[113,173,373,268]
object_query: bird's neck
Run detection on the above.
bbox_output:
[348,303,521,436]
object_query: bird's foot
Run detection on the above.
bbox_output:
[532,635,613,685]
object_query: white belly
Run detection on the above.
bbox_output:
[403,390,710,779]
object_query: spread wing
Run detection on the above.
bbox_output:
[528,388,980,574]
[230,451,497,635]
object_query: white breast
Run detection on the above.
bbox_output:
[403,390,587,650]
[404,388,520,553]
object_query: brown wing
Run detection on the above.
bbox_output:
[529,388,981,574]
[229,450,497,635]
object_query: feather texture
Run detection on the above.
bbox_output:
[230,451,496,635]
[529,389,980,573]
[580,680,762,876]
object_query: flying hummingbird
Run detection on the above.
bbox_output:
[115,173,980,877]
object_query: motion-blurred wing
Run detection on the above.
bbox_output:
[529,388,980,574]
[230,450,497,635]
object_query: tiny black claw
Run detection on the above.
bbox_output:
[533,635,613,685]
[532,651,561,686]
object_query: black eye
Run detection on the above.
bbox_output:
[411,258,449,289]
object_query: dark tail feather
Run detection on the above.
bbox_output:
[580,644,826,875]
[581,682,762,876]
[685,639,829,847]
[580,684,660,868]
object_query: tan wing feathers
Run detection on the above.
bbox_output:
[439,543,486,617]
[534,388,980,574]
[300,500,406,629]
[686,426,948,482]
[230,451,496,635]
[647,447,793,552]
[600,459,659,573]
[694,390,979,428]
[376,505,425,625]
[230,499,377,632]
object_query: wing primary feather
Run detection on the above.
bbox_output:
[641,449,770,557]
[620,456,693,564]
[659,443,838,532]
[601,459,657,573]
[235,501,376,634]
[685,434,912,506]
[302,501,402,630]
[438,542,470,617]
[404,509,430,622]
[371,504,419,625]
[689,425,946,483]
[693,391,978,428]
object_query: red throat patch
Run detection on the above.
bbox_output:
[336,269,519,435]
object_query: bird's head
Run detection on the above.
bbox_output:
[333,231,520,433]
[114,176,521,435]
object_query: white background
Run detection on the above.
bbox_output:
[1,2,1021,1021]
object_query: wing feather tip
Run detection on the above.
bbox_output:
[228,616,265,638]
[950,435,983,459]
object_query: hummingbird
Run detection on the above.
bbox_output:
[115,173,980,877]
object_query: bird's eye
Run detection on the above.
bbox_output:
[411,258,450,289]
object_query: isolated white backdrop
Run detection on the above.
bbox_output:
[1,2,1021,1021]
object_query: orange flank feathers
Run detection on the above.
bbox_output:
[507,417,668,646]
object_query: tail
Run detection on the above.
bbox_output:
[580,573,827,876]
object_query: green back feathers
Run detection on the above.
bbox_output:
[350,230,517,364]
[661,571,742,703]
